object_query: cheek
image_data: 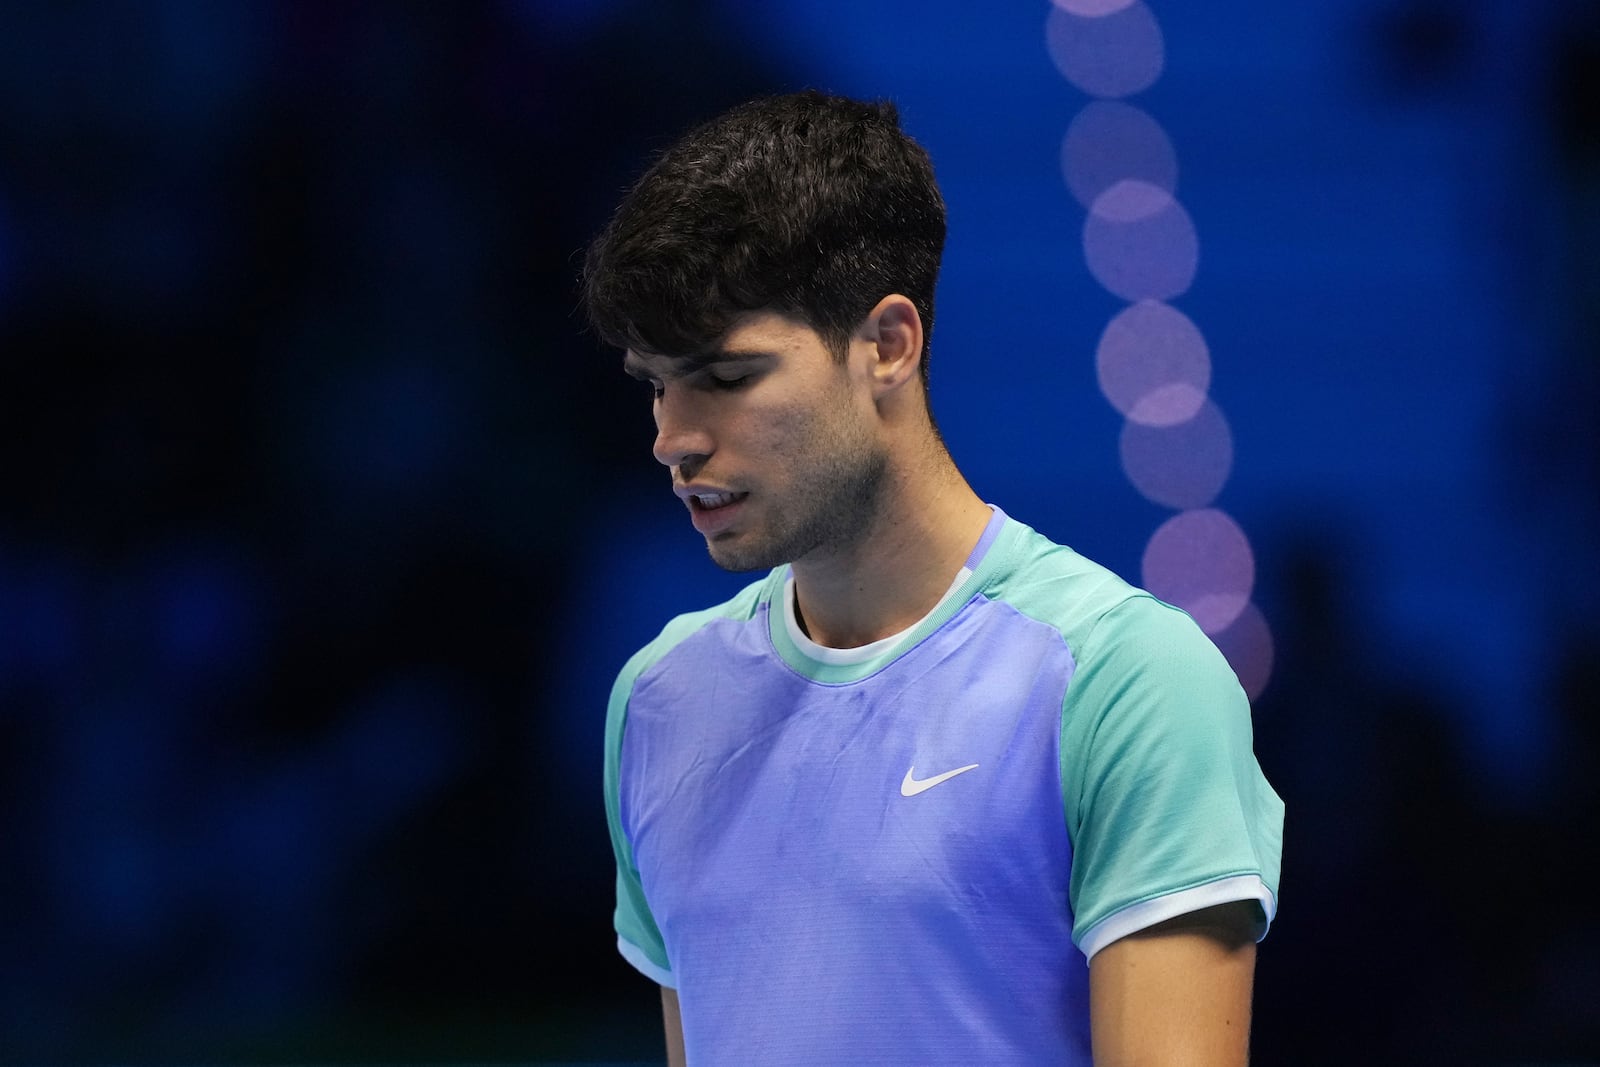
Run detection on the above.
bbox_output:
[770,407,851,464]
[744,403,818,457]
[738,380,868,470]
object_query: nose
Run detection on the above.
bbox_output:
[651,389,713,469]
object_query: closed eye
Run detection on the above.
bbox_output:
[625,370,664,399]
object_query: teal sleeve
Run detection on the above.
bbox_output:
[604,662,672,981]
[1060,596,1284,952]
[601,583,774,984]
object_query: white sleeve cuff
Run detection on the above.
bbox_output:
[1079,874,1277,962]
[617,934,676,988]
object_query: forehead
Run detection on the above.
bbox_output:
[622,311,830,376]
[720,310,826,351]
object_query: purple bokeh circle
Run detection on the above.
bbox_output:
[1096,299,1210,426]
[1120,398,1233,510]
[1141,508,1254,635]
[1208,601,1274,702]
[1046,2,1164,99]
[1061,100,1177,210]
[1083,180,1198,302]
[1052,0,1140,15]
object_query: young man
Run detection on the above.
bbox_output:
[584,91,1283,1065]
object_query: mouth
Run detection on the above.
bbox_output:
[682,488,750,537]
[688,491,748,512]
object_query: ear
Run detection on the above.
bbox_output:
[858,294,924,399]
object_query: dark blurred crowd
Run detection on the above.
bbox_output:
[0,4,781,1060]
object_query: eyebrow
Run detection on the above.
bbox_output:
[623,347,775,378]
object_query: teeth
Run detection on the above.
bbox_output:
[695,492,735,509]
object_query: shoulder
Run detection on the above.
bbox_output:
[608,568,780,710]
[978,516,1169,657]
[603,568,780,815]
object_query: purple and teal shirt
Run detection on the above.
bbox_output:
[604,508,1283,1064]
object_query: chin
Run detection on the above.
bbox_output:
[707,552,772,575]
[705,538,774,574]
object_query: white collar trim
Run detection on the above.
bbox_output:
[781,565,974,666]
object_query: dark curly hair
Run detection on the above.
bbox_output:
[582,90,947,383]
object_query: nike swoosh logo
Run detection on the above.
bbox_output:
[900,763,980,797]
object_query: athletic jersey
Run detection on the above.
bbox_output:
[603,507,1283,1064]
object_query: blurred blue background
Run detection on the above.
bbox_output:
[2,1,1597,1063]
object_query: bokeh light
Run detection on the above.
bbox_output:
[1083,179,1198,302]
[1096,299,1209,426]
[1119,398,1233,509]
[1050,0,1273,703]
[1051,0,1139,16]
[1061,100,1177,210]
[1045,1,1164,99]
[1207,600,1274,703]
[1141,508,1254,635]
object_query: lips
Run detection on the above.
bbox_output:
[681,488,749,536]
[690,491,745,511]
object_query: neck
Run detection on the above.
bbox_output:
[790,449,991,649]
